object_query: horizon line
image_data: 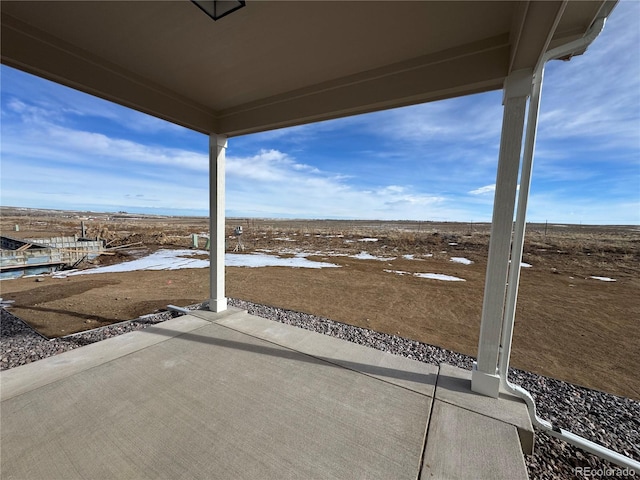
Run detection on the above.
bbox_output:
[1,205,638,228]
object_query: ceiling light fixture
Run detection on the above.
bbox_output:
[192,0,246,21]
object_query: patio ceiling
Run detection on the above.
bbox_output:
[1,1,612,136]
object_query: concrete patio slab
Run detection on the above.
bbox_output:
[1,310,432,480]
[435,363,534,454]
[212,307,437,396]
[1,308,531,479]
[421,399,528,480]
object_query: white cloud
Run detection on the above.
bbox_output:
[224,149,460,220]
[1,96,210,213]
[2,114,208,172]
[2,67,191,137]
[7,98,26,112]
[226,149,312,181]
[0,159,209,212]
[469,184,496,195]
[370,92,503,145]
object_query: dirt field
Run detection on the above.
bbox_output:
[1,207,638,400]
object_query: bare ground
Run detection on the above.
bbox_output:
[1,207,638,400]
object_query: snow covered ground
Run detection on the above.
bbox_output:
[450,257,473,265]
[226,253,339,269]
[414,273,466,281]
[60,249,339,276]
[384,269,465,282]
[37,245,545,280]
[589,276,616,282]
[350,251,396,261]
[63,249,210,275]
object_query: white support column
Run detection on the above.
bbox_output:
[209,134,227,312]
[472,69,533,398]
[498,68,545,386]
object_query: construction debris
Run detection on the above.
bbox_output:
[0,235,104,279]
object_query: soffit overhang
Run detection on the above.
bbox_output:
[1,1,615,136]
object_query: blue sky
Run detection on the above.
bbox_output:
[1,2,638,225]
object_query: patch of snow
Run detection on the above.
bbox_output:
[226,253,339,269]
[273,237,295,241]
[66,249,339,275]
[275,249,349,259]
[384,269,411,275]
[414,273,466,282]
[52,273,73,279]
[509,260,533,268]
[589,276,616,282]
[69,249,210,275]
[448,242,458,246]
[344,240,355,243]
[451,257,473,265]
[384,270,465,282]
[321,251,349,257]
[351,251,396,261]
[359,238,379,242]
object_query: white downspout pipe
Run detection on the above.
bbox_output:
[497,15,640,472]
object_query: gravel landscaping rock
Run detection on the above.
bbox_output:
[2,301,638,479]
[0,307,188,368]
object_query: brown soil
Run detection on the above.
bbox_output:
[1,208,638,400]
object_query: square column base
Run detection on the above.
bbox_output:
[471,362,501,398]
[209,297,228,313]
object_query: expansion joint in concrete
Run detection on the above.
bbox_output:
[417,364,440,480]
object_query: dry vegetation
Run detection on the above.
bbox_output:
[1,207,639,399]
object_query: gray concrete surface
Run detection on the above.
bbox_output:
[435,363,535,455]
[213,308,437,396]
[421,400,529,479]
[0,314,211,401]
[1,308,531,479]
